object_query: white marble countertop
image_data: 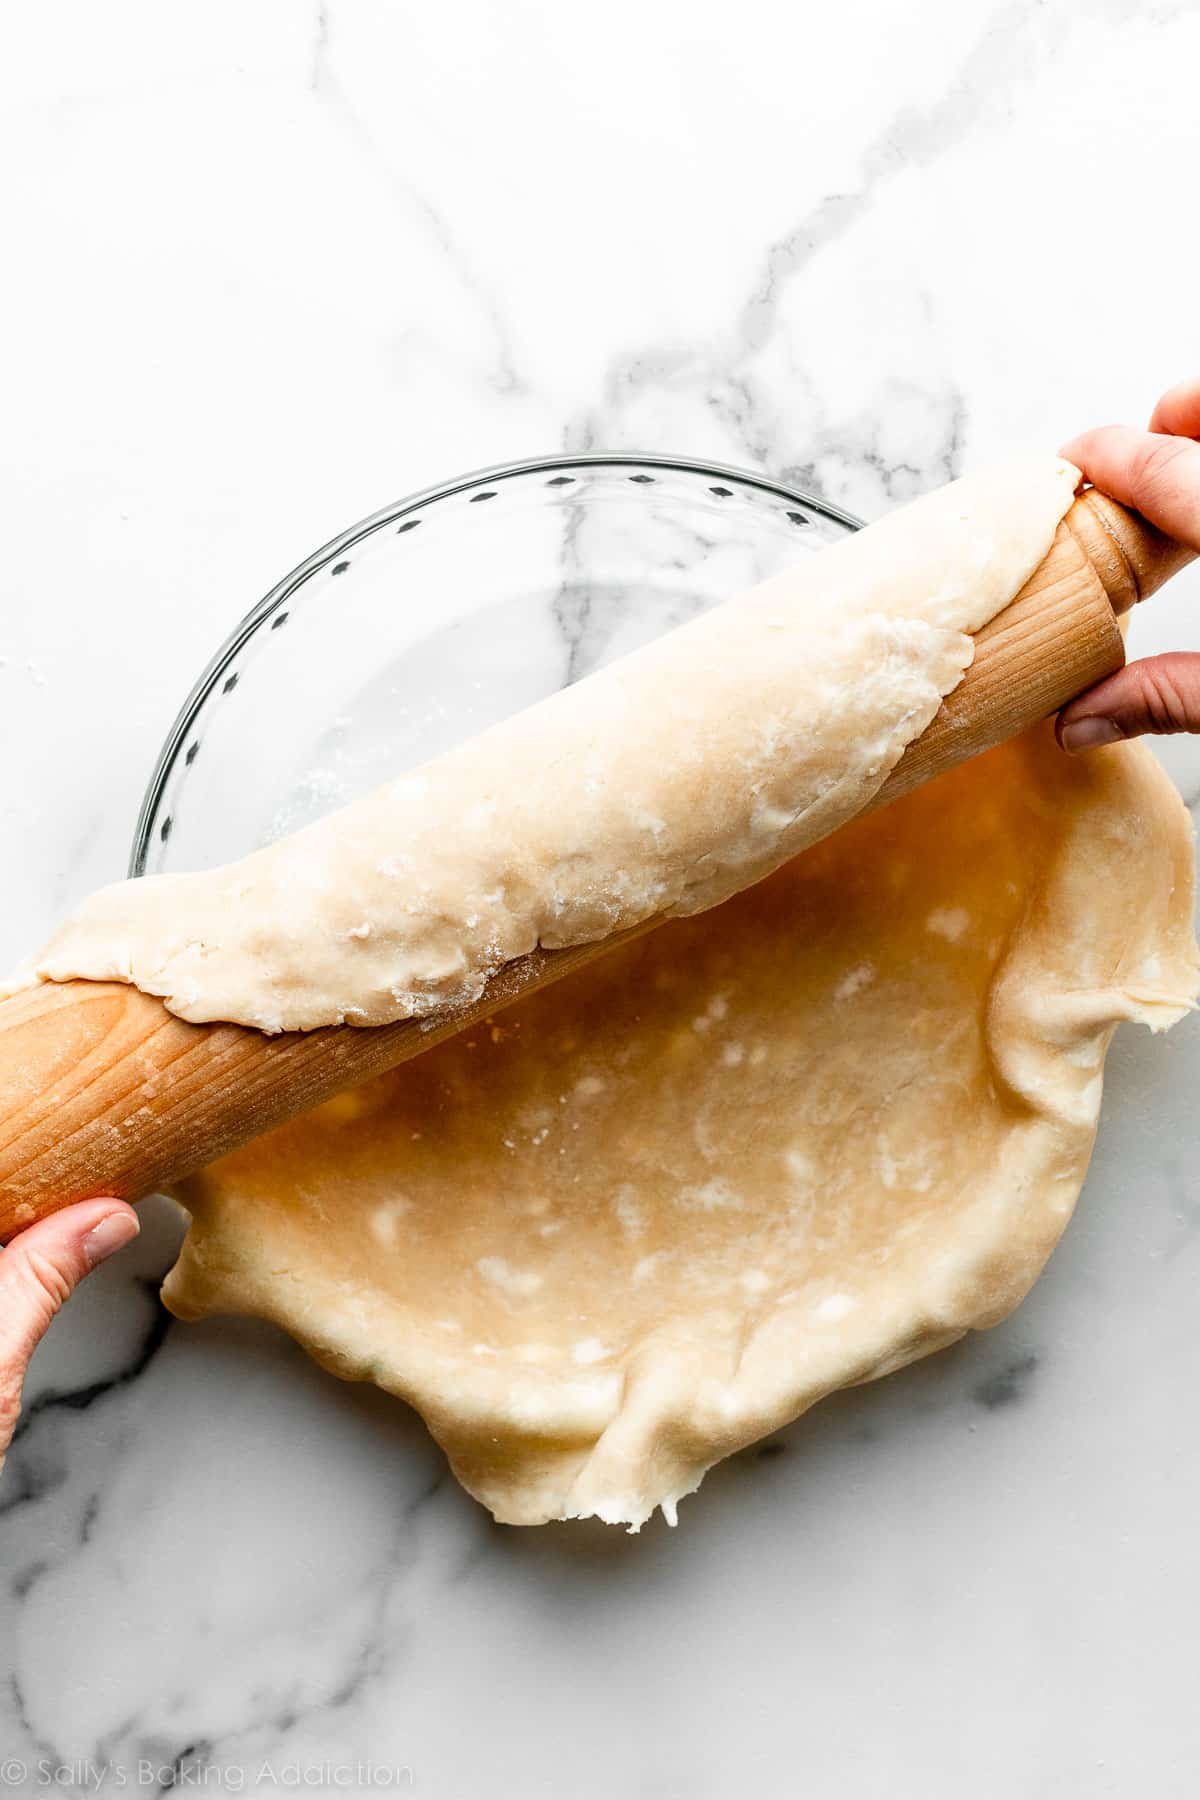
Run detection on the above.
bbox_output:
[3,3,1200,1794]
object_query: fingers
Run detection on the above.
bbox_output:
[1058,426,1200,552]
[1061,374,1200,543]
[0,1199,139,1469]
[1058,382,1200,746]
[1057,652,1200,751]
[1148,377,1200,438]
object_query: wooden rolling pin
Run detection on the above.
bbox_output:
[0,490,1193,1240]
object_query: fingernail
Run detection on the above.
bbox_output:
[1060,716,1124,754]
[83,1210,140,1269]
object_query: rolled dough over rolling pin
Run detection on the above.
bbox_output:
[15,457,1088,1030]
[11,455,1200,1526]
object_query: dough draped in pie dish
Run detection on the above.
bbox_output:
[163,727,1198,1526]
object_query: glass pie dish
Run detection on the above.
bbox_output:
[131,454,860,876]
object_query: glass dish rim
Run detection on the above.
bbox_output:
[130,450,863,877]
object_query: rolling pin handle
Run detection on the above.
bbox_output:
[1066,488,1196,616]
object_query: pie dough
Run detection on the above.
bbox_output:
[14,456,1198,1526]
[164,726,1197,1525]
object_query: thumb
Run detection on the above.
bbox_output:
[1057,653,1200,751]
[0,1198,140,1470]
